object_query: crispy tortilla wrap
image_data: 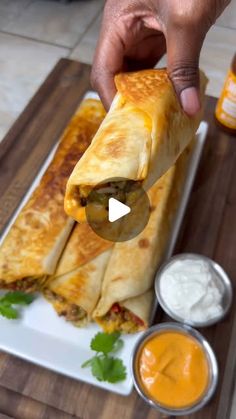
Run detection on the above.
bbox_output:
[43,223,112,326]
[64,69,207,222]
[0,99,105,291]
[93,142,194,333]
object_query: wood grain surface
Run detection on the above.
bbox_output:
[0,59,235,419]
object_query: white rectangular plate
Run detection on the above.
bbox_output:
[0,93,208,396]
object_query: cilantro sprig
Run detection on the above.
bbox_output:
[0,291,35,319]
[91,331,124,354]
[82,332,126,383]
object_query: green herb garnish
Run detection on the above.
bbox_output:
[0,291,35,319]
[82,332,126,383]
[91,331,123,354]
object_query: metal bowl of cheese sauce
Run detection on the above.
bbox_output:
[131,322,218,416]
[155,253,233,327]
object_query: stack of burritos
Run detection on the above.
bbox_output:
[0,68,207,333]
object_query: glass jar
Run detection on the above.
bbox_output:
[215,54,236,135]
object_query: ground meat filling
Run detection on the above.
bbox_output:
[44,289,86,323]
[71,186,87,207]
[65,304,86,322]
[0,277,36,292]
[103,303,144,333]
[80,197,87,207]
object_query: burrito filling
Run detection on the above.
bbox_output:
[98,303,144,334]
[0,277,43,292]
[44,289,87,324]
[73,180,142,209]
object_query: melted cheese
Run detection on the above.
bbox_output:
[96,312,140,334]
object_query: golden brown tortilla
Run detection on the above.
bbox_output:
[0,99,106,291]
[64,69,207,222]
[93,141,195,333]
[43,223,113,326]
[92,167,176,322]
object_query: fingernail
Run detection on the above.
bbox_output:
[180,87,201,116]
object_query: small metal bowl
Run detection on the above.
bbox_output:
[131,322,218,416]
[155,253,233,328]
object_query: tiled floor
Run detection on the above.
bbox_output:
[1,0,104,47]
[0,32,68,140]
[0,0,235,143]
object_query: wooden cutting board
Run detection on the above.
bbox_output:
[0,58,235,419]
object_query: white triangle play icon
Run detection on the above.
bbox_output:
[108,197,131,223]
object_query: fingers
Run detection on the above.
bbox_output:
[125,31,166,70]
[166,26,206,116]
[91,24,124,110]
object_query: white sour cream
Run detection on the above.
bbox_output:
[160,258,224,322]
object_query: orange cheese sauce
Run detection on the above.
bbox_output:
[138,331,209,408]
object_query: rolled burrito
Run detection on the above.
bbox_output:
[93,142,194,333]
[0,99,106,291]
[64,69,207,222]
[99,291,155,334]
[43,223,112,326]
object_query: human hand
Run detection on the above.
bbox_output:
[91,0,230,115]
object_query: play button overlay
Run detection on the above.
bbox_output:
[108,198,131,222]
[85,177,150,242]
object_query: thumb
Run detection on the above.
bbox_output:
[166,28,205,116]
